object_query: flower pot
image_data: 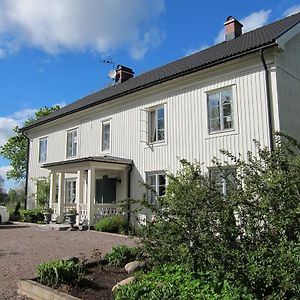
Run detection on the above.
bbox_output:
[66,213,77,231]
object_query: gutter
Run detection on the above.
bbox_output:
[21,43,277,132]
[260,48,274,151]
[21,131,30,210]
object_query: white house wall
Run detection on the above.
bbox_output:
[26,54,272,208]
[275,32,300,141]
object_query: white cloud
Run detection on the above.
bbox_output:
[215,9,272,44]
[0,165,13,178]
[0,108,37,148]
[0,0,165,60]
[283,4,300,17]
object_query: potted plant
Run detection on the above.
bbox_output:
[43,207,53,224]
[65,208,78,230]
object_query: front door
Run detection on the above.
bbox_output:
[96,176,117,204]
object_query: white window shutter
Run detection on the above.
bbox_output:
[139,108,148,143]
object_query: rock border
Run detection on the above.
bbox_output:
[18,279,81,300]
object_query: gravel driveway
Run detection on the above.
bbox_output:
[0,223,135,300]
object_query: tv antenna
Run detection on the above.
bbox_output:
[102,58,116,84]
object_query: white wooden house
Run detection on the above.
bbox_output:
[22,13,300,225]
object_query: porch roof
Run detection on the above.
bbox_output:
[42,155,133,170]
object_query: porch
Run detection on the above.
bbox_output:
[42,156,133,226]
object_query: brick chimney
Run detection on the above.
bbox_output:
[115,65,134,84]
[224,16,243,41]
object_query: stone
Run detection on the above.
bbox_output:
[124,261,145,274]
[112,276,135,292]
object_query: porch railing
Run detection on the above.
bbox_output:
[51,202,120,224]
[94,203,121,222]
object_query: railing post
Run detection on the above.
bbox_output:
[57,172,65,223]
[76,170,83,225]
[49,172,56,209]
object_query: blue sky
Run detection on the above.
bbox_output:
[0,0,300,191]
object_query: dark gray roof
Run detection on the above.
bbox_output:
[23,12,300,131]
[42,156,133,168]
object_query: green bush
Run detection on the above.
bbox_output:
[19,208,44,223]
[94,215,129,234]
[37,259,84,287]
[136,133,300,299]
[114,264,252,300]
[105,245,142,266]
[8,201,21,221]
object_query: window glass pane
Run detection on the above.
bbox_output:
[149,107,164,142]
[224,116,232,129]
[221,89,232,105]
[208,93,219,107]
[102,123,110,151]
[210,106,220,119]
[67,130,77,157]
[210,118,221,132]
[39,138,47,162]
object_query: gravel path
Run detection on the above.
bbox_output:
[0,223,135,300]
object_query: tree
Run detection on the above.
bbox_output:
[0,175,7,205]
[138,132,300,298]
[0,105,60,181]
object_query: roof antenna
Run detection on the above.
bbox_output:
[102,58,117,85]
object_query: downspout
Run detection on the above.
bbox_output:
[260,48,274,152]
[21,131,30,210]
[127,164,133,223]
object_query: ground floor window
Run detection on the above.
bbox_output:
[65,180,76,203]
[146,172,166,204]
[209,167,236,195]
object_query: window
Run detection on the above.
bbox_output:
[39,137,48,163]
[210,168,236,195]
[148,106,165,142]
[65,180,76,203]
[208,88,233,133]
[66,129,78,158]
[102,121,111,151]
[146,173,166,204]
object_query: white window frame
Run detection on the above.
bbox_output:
[101,120,111,152]
[38,137,48,163]
[66,128,78,158]
[146,172,166,204]
[65,179,76,204]
[207,87,233,133]
[148,105,165,143]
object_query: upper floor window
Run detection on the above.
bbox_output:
[66,128,78,158]
[148,106,165,143]
[39,137,48,163]
[146,172,166,204]
[210,167,236,195]
[102,121,111,152]
[208,88,233,133]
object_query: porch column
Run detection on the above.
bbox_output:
[49,172,56,208]
[76,170,84,225]
[87,168,95,226]
[57,172,65,223]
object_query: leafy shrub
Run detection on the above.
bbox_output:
[114,264,252,300]
[105,245,142,266]
[19,208,44,223]
[37,259,84,287]
[8,201,21,221]
[136,133,300,299]
[94,215,129,234]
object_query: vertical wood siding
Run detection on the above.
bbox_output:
[27,61,271,204]
[275,32,300,141]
